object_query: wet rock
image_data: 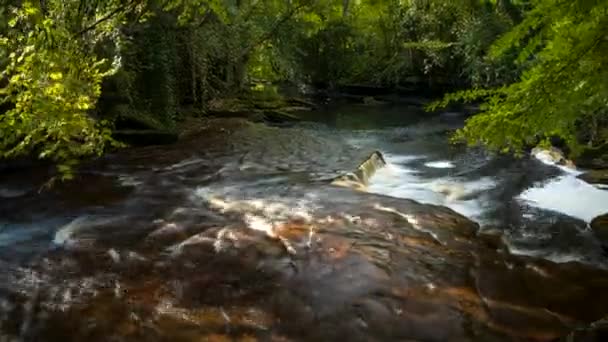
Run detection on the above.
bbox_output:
[578,169,608,186]
[389,134,412,143]
[7,194,608,341]
[5,118,608,341]
[573,146,608,170]
[556,316,608,341]
[532,146,576,169]
[332,151,387,190]
[477,228,508,251]
[362,96,388,105]
[590,214,608,246]
[331,172,368,191]
[112,129,178,146]
[263,110,301,123]
[280,105,313,112]
[431,182,467,201]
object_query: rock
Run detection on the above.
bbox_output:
[263,110,301,123]
[286,97,318,109]
[337,84,390,96]
[590,214,608,246]
[578,169,608,186]
[556,316,608,341]
[573,145,608,170]
[331,151,387,190]
[11,117,608,341]
[431,182,467,202]
[281,106,313,112]
[532,146,576,169]
[477,228,508,251]
[331,173,368,191]
[362,96,388,105]
[112,130,178,146]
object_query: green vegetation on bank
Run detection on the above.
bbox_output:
[0,0,606,178]
[431,0,608,157]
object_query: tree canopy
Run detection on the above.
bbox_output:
[431,0,608,155]
[1,0,606,177]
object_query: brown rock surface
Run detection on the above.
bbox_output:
[578,169,608,186]
[591,213,608,246]
[3,192,607,341]
[2,119,608,341]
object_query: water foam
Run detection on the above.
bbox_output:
[53,216,91,246]
[117,175,143,187]
[0,188,28,198]
[518,175,608,222]
[506,244,591,265]
[53,215,127,248]
[531,149,581,175]
[424,161,455,169]
[194,186,315,237]
[161,157,205,172]
[367,154,496,220]
[373,204,441,243]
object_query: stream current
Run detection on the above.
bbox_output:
[1,103,607,341]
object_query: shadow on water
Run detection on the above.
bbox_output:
[0,110,607,341]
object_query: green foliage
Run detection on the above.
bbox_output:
[270,0,521,88]
[0,1,128,179]
[432,0,608,155]
[6,0,574,179]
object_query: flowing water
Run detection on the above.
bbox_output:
[1,103,608,341]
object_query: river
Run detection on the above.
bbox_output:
[1,103,607,341]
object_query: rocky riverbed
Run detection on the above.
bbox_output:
[1,113,608,341]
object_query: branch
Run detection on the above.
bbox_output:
[196,9,215,28]
[239,2,309,59]
[75,0,140,37]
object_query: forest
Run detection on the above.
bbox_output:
[1,0,606,177]
[3,1,608,340]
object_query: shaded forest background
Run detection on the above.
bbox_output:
[1,0,607,178]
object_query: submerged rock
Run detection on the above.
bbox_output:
[532,146,576,170]
[112,129,178,146]
[477,228,509,251]
[331,151,387,190]
[573,146,608,170]
[557,316,608,341]
[578,169,608,186]
[590,214,608,247]
[362,96,388,105]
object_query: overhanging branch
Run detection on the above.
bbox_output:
[75,0,141,37]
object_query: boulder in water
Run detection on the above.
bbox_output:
[590,213,608,247]
[557,316,608,341]
[573,145,608,170]
[331,172,368,191]
[577,169,608,186]
[431,182,467,201]
[362,96,388,105]
[331,151,387,190]
[112,129,178,146]
[477,228,508,251]
[531,146,576,169]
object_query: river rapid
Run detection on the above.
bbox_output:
[1,103,607,341]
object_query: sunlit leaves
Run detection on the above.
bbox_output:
[434,0,608,155]
[0,0,123,178]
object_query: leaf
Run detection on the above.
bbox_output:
[49,72,63,80]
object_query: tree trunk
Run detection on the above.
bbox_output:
[342,0,350,18]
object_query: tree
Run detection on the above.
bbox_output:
[430,0,608,156]
[0,0,145,180]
